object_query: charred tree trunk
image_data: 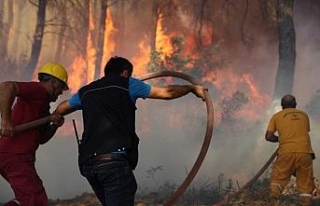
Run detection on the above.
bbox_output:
[273,0,296,99]
[94,0,108,80]
[194,0,210,48]
[23,0,48,79]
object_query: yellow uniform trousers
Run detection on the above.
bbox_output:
[269,153,315,206]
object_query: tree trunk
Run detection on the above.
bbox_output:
[0,0,3,28]
[150,0,159,52]
[94,0,107,80]
[0,0,5,57]
[54,6,67,62]
[23,0,48,79]
[114,0,125,54]
[273,0,296,99]
[9,1,20,58]
[81,0,90,60]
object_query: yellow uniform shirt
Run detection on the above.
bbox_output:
[267,108,313,154]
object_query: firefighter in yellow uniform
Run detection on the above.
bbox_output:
[265,94,315,206]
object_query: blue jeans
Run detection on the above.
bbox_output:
[80,158,137,206]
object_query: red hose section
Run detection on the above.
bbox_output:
[138,71,214,206]
[0,115,52,135]
[212,149,277,205]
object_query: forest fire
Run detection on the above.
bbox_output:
[68,8,116,93]
[2,1,320,205]
[102,8,116,75]
[32,4,271,132]
[68,56,87,93]
[65,7,270,138]
[156,14,176,57]
[131,41,150,77]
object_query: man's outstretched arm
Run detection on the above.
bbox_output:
[54,100,77,116]
[148,85,208,101]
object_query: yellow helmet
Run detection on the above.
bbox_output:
[38,62,69,90]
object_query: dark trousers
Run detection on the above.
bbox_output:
[80,158,137,206]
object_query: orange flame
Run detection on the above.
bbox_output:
[68,56,87,93]
[202,68,269,123]
[156,14,176,57]
[65,10,269,137]
[131,41,150,77]
[86,4,96,83]
[102,8,117,77]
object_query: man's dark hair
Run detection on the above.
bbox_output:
[281,94,297,109]
[38,73,52,82]
[104,56,133,76]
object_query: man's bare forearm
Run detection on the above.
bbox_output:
[164,85,194,99]
[0,82,18,121]
[54,100,77,116]
[149,85,206,100]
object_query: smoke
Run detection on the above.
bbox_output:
[2,1,320,203]
[293,2,320,106]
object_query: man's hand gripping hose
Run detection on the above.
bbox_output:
[0,115,52,136]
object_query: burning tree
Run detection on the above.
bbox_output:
[147,36,192,73]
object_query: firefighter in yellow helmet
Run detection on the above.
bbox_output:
[0,62,69,206]
[38,62,69,101]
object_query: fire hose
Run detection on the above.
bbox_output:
[0,115,52,135]
[212,149,278,206]
[138,71,214,205]
[140,72,277,205]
